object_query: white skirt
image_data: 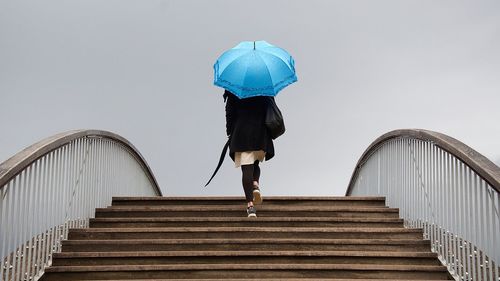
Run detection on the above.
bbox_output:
[234,150,266,168]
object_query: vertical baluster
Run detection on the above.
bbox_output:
[400,139,404,222]
[435,146,440,256]
[426,142,431,241]
[15,171,25,281]
[48,152,55,267]
[48,152,56,267]
[448,155,454,274]
[0,183,6,281]
[471,173,479,280]
[428,144,433,250]
[101,141,107,207]
[460,161,468,281]
[63,143,71,242]
[69,140,77,230]
[3,180,12,281]
[91,140,97,217]
[40,155,49,272]
[391,140,395,207]
[73,139,81,228]
[437,148,442,259]
[21,170,29,281]
[446,153,452,269]
[492,186,500,280]
[486,184,494,281]
[110,142,116,203]
[4,180,16,281]
[84,140,91,221]
[404,139,408,224]
[42,154,51,269]
[414,140,419,228]
[450,156,458,277]
[33,159,42,278]
[434,145,439,255]
[465,168,473,281]
[416,141,421,230]
[406,140,410,226]
[423,141,428,233]
[78,138,87,227]
[478,179,485,281]
[456,160,462,279]
[73,139,82,229]
[491,186,498,281]
[92,139,98,219]
[13,175,23,281]
[52,149,60,255]
[66,142,74,232]
[57,146,65,253]
[441,149,446,261]
[90,139,96,221]
[408,139,412,226]
[0,189,3,281]
[487,184,495,281]
[377,150,381,195]
[25,164,35,280]
[444,152,450,269]
[439,149,448,259]
[10,176,18,281]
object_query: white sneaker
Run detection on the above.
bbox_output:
[247,206,257,217]
[253,188,262,205]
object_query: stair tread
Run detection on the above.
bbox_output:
[62,238,430,245]
[98,206,396,212]
[91,279,450,281]
[70,227,421,233]
[113,196,386,201]
[54,250,438,258]
[90,217,403,222]
[44,263,449,272]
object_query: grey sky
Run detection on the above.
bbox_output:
[1,0,499,196]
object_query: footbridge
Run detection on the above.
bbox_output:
[0,129,498,280]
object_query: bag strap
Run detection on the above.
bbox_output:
[205,137,231,187]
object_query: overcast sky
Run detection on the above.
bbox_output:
[1,0,499,196]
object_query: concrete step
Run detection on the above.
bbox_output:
[51,251,441,266]
[67,227,423,240]
[84,279,452,281]
[61,238,433,253]
[40,264,452,280]
[89,217,404,228]
[111,196,387,207]
[40,195,453,280]
[95,206,399,218]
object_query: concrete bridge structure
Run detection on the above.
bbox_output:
[1,129,499,280]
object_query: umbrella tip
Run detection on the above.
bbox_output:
[253,41,256,50]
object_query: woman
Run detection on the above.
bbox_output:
[224,90,274,217]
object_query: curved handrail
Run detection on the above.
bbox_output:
[346,129,500,196]
[0,129,162,196]
[345,129,500,280]
[0,129,162,281]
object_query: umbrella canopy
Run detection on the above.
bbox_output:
[213,40,297,99]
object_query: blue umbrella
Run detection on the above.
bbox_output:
[213,40,297,99]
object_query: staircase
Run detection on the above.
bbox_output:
[40,196,453,280]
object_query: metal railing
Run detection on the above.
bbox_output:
[346,129,500,281]
[0,130,162,281]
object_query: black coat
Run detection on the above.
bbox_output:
[224,91,275,161]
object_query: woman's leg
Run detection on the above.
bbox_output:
[253,160,261,185]
[241,164,255,205]
[252,160,263,204]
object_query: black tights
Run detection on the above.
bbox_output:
[241,160,261,203]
